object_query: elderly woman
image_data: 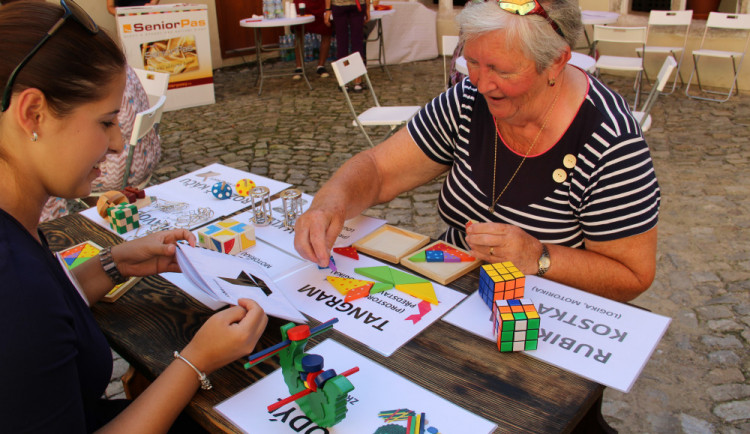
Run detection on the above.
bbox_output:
[294,0,660,302]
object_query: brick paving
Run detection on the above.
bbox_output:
[104,57,750,433]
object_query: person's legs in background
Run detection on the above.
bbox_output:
[332,5,351,61]
[317,33,331,76]
[349,7,365,91]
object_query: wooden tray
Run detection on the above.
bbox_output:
[399,240,482,285]
[352,224,430,264]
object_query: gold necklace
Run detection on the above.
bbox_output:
[488,78,564,212]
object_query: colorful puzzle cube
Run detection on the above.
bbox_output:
[197,219,255,255]
[107,203,139,234]
[493,298,539,352]
[478,262,525,309]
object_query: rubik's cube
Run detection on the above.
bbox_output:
[493,298,539,352]
[107,203,139,234]
[197,219,255,255]
[478,262,525,309]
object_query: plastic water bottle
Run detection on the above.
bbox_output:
[304,34,312,62]
[329,38,337,61]
[263,0,271,19]
[287,34,296,62]
[313,33,320,61]
[274,0,283,19]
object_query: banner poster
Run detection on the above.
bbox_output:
[81,163,291,241]
[235,191,387,259]
[274,251,467,356]
[215,339,497,433]
[115,4,214,110]
[441,276,671,392]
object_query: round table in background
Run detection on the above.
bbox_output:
[240,15,315,95]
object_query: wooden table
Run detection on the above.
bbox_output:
[41,213,607,433]
[239,16,315,96]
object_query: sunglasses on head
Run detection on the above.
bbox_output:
[2,0,99,112]
[497,0,565,39]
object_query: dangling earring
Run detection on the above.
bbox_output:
[548,77,556,87]
[31,131,38,142]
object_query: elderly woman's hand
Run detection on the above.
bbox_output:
[465,222,544,275]
[293,206,346,268]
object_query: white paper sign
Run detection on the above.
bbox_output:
[81,164,291,240]
[246,191,387,258]
[274,253,466,356]
[171,243,306,323]
[146,163,291,216]
[215,339,497,433]
[441,276,671,392]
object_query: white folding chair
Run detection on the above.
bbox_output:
[593,25,648,110]
[441,35,460,88]
[633,56,677,132]
[122,95,167,189]
[685,12,750,102]
[132,68,169,106]
[330,53,421,147]
[635,10,692,94]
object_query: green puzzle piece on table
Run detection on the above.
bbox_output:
[390,268,430,285]
[355,266,395,284]
[355,266,430,286]
[369,282,394,294]
[408,251,426,262]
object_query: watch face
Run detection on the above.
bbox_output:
[539,256,550,269]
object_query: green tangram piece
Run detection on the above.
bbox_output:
[408,251,426,262]
[369,282,394,294]
[389,268,430,285]
[278,323,354,428]
[355,266,395,285]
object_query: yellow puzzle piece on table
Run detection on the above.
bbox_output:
[326,276,375,295]
[395,282,439,305]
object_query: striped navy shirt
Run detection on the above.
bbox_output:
[407,75,660,250]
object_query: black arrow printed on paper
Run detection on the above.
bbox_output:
[219,271,273,296]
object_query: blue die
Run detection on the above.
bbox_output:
[211,181,233,200]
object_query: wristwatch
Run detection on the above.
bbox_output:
[99,246,128,285]
[536,244,550,277]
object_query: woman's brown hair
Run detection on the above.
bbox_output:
[0,0,126,116]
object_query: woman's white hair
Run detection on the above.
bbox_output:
[457,0,583,73]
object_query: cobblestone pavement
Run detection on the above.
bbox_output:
[105,57,750,433]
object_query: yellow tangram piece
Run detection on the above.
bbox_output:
[79,243,101,259]
[326,276,375,296]
[395,282,439,305]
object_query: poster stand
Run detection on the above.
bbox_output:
[115,4,215,111]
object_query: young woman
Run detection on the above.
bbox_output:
[0,1,267,432]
